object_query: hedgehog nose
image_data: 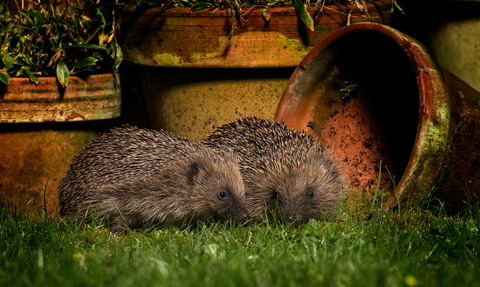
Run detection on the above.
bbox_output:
[287,211,297,222]
[242,213,251,222]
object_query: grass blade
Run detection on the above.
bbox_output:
[370,160,382,214]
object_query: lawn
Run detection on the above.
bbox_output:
[1,192,479,287]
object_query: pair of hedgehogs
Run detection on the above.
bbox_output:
[59,116,345,233]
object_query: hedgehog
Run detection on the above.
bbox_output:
[202,116,345,224]
[59,125,250,233]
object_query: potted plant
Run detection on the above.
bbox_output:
[119,0,393,141]
[0,0,123,215]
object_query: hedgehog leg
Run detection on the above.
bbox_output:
[108,215,129,234]
[110,218,126,234]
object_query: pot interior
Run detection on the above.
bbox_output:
[277,30,421,195]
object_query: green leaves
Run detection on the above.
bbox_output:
[0,0,121,86]
[191,1,211,11]
[71,57,97,69]
[63,44,110,52]
[430,219,448,234]
[430,218,479,236]
[2,54,16,70]
[24,68,40,85]
[391,0,405,15]
[0,54,20,85]
[56,61,69,88]
[28,10,45,25]
[293,0,315,31]
[0,70,10,85]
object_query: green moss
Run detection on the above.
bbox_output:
[342,187,392,221]
[153,53,184,66]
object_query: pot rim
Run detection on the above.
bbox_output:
[0,72,121,122]
[120,0,391,15]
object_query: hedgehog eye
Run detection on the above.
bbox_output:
[271,190,279,200]
[218,191,228,201]
[306,187,314,199]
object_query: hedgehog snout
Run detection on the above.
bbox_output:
[241,213,251,223]
[233,207,251,224]
[286,210,297,223]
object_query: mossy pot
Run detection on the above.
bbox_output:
[274,22,480,213]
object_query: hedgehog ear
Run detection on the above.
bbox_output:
[188,162,201,185]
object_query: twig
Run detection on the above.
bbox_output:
[241,6,255,19]
[234,0,247,23]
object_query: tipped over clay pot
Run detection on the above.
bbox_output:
[275,23,480,213]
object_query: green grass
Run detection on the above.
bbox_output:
[1,195,479,287]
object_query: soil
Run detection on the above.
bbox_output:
[319,90,400,194]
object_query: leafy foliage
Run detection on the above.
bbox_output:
[0,0,122,87]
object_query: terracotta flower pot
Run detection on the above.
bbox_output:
[0,73,121,216]
[0,73,121,122]
[274,23,480,213]
[121,3,392,68]
[120,2,392,141]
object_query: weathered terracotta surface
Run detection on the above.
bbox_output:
[0,124,98,216]
[436,67,480,212]
[130,66,293,141]
[121,1,392,67]
[275,23,480,212]
[0,73,121,216]
[0,73,121,123]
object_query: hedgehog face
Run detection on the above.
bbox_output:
[212,185,251,224]
[188,153,250,225]
[283,162,343,224]
[249,158,343,224]
[262,174,325,224]
[281,180,329,224]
